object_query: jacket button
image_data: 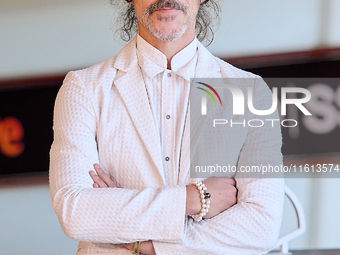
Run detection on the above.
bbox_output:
[165,157,170,161]
[166,115,171,119]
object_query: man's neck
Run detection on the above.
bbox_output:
[138,27,196,69]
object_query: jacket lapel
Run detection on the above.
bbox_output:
[112,38,165,183]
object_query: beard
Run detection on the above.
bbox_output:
[137,0,194,41]
[142,17,188,42]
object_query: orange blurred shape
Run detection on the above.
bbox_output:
[0,117,25,157]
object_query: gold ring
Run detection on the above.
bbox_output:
[132,241,141,254]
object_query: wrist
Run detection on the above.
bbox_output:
[185,184,201,216]
[188,181,210,222]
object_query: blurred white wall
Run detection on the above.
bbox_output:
[0,1,120,78]
[1,0,340,79]
[209,0,322,56]
[0,0,340,254]
[0,185,78,255]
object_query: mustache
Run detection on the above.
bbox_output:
[144,0,189,17]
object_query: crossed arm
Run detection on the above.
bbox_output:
[89,164,238,255]
[51,72,284,254]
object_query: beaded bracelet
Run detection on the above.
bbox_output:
[189,181,211,222]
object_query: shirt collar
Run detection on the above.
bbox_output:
[136,34,198,82]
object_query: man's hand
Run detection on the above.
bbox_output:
[202,178,237,218]
[186,177,237,219]
[89,164,155,255]
[122,241,156,255]
[89,164,118,188]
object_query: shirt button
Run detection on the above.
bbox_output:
[166,115,171,119]
[167,73,172,77]
[165,157,170,161]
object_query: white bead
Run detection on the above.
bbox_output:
[189,181,209,223]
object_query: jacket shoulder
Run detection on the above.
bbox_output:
[66,37,136,87]
[58,56,119,115]
[70,56,118,86]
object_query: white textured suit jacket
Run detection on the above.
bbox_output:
[50,37,284,255]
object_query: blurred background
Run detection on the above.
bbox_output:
[0,0,339,254]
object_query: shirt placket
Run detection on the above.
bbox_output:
[161,70,176,185]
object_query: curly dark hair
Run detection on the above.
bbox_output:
[109,0,221,46]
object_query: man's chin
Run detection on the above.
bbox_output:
[150,27,185,42]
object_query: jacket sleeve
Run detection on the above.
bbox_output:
[49,71,187,244]
[153,77,285,255]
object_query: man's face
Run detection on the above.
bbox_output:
[133,0,202,41]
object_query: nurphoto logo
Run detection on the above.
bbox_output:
[198,82,311,117]
[196,82,222,116]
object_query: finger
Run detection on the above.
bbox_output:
[89,170,108,188]
[93,183,99,188]
[122,243,133,251]
[94,164,117,188]
[89,170,107,188]
[94,164,118,188]
[140,240,156,255]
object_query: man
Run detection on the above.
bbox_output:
[50,0,284,254]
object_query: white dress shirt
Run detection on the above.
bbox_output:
[136,35,197,186]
